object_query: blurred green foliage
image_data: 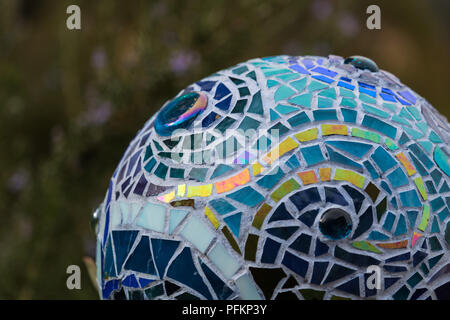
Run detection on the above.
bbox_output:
[0,0,448,299]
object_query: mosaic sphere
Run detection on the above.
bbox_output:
[94,55,450,300]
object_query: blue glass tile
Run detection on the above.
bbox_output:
[167,247,212,299]
[199,261,233,299]
[312,75,334,84]
[337,81,355,90]
[440,181,449,193]
[122,274,139,288]
[311,66,337,77]
[398,90,416,104]
[380,92,396,102]
[289,63,310,75]
[290,187,321,212]
[214,83,231,100]
[202,112,220,128]
[124,236,157,275]
[391,197,398,209]
[359,87,376,98]
[301,145,325,166]
[399,190,422,207]
[215,95,232,110]
[151,238,180,278]
[301,58,315,69]
[387,167,409,188]
[403,126,424,140]
[289,233,312,254]
[268,203,294,223]
[315,238,329,256]
[261,238,281,263]
[325,186,349,206]
[281,251,309,278]
[196,80,216,92]
[257,166,285,189]
[371,146,397,173]
[298,209,319,227]
[407,210,419,228]
[266,226,299,240]
[313,109,338,121]
[311,261,329,285]
[226,186,264,207]
[398,132,410,145]
[323,264,356,284]
[362,115,397,140]
[104,237,117,278]
[381,180,392,194]
[112,230,139,273]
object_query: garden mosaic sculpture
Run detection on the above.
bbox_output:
[93,55,450,300]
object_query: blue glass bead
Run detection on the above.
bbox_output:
[344,56,379,72]
[319,208,353,240]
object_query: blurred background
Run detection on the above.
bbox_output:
[0,0,448,299]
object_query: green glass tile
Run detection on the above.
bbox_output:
[246,70,257,81]
[233,65,249,75]
[287,111,310,127]
[270,179,301,202]
[352,128,381,143]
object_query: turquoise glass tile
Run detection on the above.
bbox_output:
[398,132,410,145]
[440,181,449,193]
[341,108,357,123]
[274,85,296,101]
[277,72,299,81]
[362,115,397,140]
[170,167,185,179]
[399,190,422,207]
[430,169,442,185]
[393,215,407,236]
[363,160,379,179]
[430,197,445,212]
[301,145,325,166]
[425,180,437,194]
[434,146,450,176]
[308,80,328,92]
[403,126,424,140]
[189,167,209,182]
[371,147,397,173]
[136,202,166,232]
[409,153,428,176]
[270,109,281,121]
[235,274,261,300]
[408,144,434,169]
[339,87,356,97]
[209,199,236,215]
[267,79,279,88]
[216,137,242,158]
[252,135,272,151]
[210,164,234,179]
[380,181,392,194]
[326,146,363,170]
[392,115,411,126]
[287,111,311,127]
[256,166,285,189]
[382,103,397,112]
[288,93,312,107]
[325,140,372,158]
[318,97,333,108]
[237,116,261,134]
[144,158,157,173]
[224,212,242,237]
[269,122,290,137]
[144,145,153,161]
[340,97,357,108]
[286,154,301,170]
[407,210,418,228]
[215,116,236,134]
[431,217,440,233]
[180,216,214,253]
[418,141,433,154]
[313,109,338,121]
[438,207,449,222]
[359,93,377,104]
[318,87,336,99]
[387,167,409,189]
[367,231,389,241]
[226,186,265,207]
[399,107,414,121]
[362,104,389,118]
[382,212,396,232]
[169,209,188,234]
[275,104,298,114]
[429,131,442,143]
[247,90,264,115]
[416,122,428,134]
[290,77,307,91]
[406,106,421,120]
[231,99,247,114]
[391,197,398,209]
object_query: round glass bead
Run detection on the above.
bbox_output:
[319,208,353,240]
[344,55,379,72]
[155,92,207,136]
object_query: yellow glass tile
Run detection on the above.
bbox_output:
[414,177,427,200]
[322,124,348,136]
[251,161,265,176]
[319,167,331,181]
[294,128,317,142]
[177,184,186,197]
[215,168,250,194]
[157,190,175,203]
[270,178,301,202]
[187,184,213,197]
[263,137,299,165]
[205,206,220,229]
[297,170,318,185]
[396,152,417,176]
[334,168,365,188]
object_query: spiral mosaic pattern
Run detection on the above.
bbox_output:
[94,55,450,300]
